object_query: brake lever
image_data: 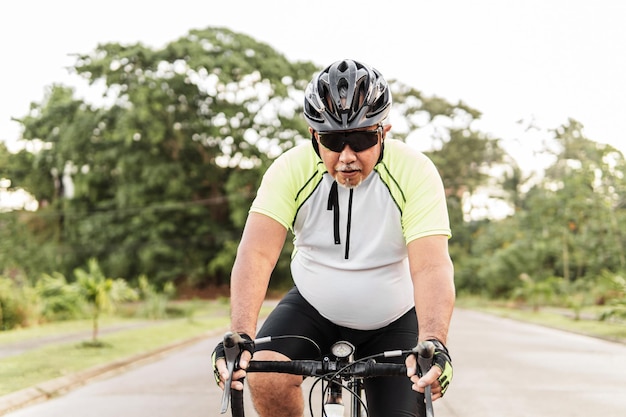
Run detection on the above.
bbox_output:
[416,340,436,417]
[220,332,244,414]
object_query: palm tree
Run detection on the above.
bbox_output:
[74,258,137,345]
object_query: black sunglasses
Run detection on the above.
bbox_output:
[318,126,382,153]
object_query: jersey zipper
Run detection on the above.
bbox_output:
[327,180,353,259]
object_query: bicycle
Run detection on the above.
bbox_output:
[218,331,437,417]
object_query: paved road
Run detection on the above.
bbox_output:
[4,308,626,417]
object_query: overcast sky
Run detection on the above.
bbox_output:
[1,0,625,169]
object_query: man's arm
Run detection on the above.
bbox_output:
[405,234,455,399]
[214,212,287,391]
[408,234,455,344]
[229,212,288,337]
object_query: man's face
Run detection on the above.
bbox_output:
[312,124,391,189]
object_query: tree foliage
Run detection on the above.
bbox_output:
[4,26,622,313]
[457,119,626,303]
[2,28,318,286]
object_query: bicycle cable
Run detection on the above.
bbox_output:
[254,334,322,358]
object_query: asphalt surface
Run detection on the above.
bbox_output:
[2,308,626,417]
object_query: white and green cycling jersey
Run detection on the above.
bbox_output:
[250,139,451,330]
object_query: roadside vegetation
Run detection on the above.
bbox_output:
[0,258,175,333]
[456,295,626,344]
[0,306,225,395]
[0,297,279,396]
[457,270,626,343]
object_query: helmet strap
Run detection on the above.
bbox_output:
[311,131,321,157]
[376,128,385,164]
[377,140,385,164]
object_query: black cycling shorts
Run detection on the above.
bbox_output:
[255,286,425,417]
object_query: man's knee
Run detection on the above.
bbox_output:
[247,350,303,394]
[247,350,304,417]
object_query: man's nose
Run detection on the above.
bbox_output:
[338,144,357,161]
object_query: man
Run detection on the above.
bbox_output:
[213,59,455,417]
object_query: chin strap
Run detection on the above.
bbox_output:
[312,131,321,157]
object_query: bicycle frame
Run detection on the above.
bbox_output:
[324,377,368,417]
[219,332,435,417]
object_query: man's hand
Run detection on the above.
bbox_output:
[406,339,453,400]
[211,333,255,391]
[212,351,253,391]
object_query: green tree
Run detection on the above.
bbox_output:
[462,119,626,299]
[529,120,626,281]
[6,28,318,286]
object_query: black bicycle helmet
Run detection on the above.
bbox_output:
[303,59,392,132]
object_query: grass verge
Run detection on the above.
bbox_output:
[0,298,228,345]
[0,299,273,396]
[0,317,149,345]
[456,295,626,344]
[0,317,226,395]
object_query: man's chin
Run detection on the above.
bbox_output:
[335,175,362,189]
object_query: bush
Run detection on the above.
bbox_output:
[599,272,626,321]
[0,275,42,329]
[36,272,86,321]
[135,275,176,319]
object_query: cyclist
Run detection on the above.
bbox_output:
[213,59,455,417]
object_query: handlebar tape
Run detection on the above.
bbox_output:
[230,389,245,417]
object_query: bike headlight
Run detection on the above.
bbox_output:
[330,341,355,359]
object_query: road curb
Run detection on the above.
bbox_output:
[0,328,227,416]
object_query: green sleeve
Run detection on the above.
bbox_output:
[249,144,325,231]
